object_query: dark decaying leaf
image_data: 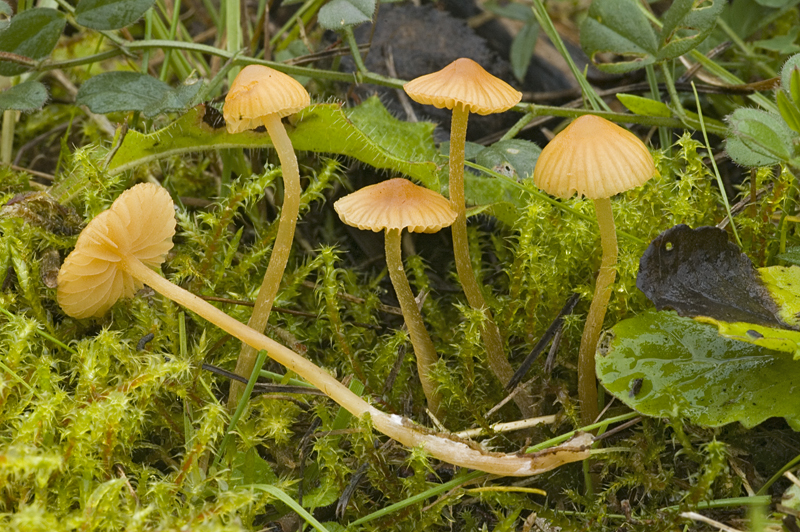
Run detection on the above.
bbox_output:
[637,224,791,329]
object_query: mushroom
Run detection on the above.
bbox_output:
[403,59,531,413]
[56,182,593,476]
[334,178,457,419]
[533,115,655,426]
[223,64,310,407]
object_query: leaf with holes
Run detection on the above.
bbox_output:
[475,139,541,180]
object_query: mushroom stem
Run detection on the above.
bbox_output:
[119,253,591,476]
[385,228,443,418]
[578,197,618,426]
[449,104,534,417]
[229,114,302,408]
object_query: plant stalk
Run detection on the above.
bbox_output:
[228,114,301,408]
[120,255,591,476]
[449,104,534,417]
[385,228,443,418]
[578,197,617,427]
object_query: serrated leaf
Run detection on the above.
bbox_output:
[0,8,66,76]
[317,0,375,30]
[616,93,672,117]
[75,0,155,30]
[0,80,47,111]
[475,139,541,180]
[657,0,723,61]
[76,72,201,117]
[726,108,795,166]
[510,21,539,82]
[597,310,800,430]
[579,0,658,73]
[778,90,800,133]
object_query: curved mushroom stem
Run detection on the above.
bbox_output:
[119,255,592,476]
[449,104,534,417]
[229,113,302,408]
[385,228,443,419]
[578,197,618,427]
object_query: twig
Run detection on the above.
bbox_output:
[455,415,557,439]
[680,512,744,532]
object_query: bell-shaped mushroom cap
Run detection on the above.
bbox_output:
[403,58,522,116]
[533,115,655,200]
[224,65,310,134]
[57,183,176,319]
[334,178,457,234]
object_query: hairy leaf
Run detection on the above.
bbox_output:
[76,72,202,117]
[317,0,375,30]
[475,139,541,180]
[579,0,658,73]
[75,0,156,30]
[0,80,47,112]
[0,8,65,76]
[726,108,796,166]
[657,0,724,61]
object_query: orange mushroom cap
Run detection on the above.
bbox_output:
[533,115,655,200]
[223,65,310,134]
[334,178,457,234]
[403,58,522,116]
[57,183,176,319]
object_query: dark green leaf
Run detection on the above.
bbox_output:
[475,139,541,180]
[726,108,795,166]
[483,0,534,21]
[510,21,539,82]
[579,0,658,73]
[657,0,723,61]
[637,224,790,328]
[0,8,66,76]
[754,26,800,54]
[778,90,800,133]
[0,80,47,111]
[616,94,672,117]
[597,310,800,430]
[76,72,201,117]
[317,0,375,30]
[778,247,800,266]
[75,0,155,30]
[754,0,797,7]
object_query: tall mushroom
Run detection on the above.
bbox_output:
[533,115,655,426]
[56,182,593,476]
[223,64,310,408]
[403,58,532,415]
[334,178,457,419]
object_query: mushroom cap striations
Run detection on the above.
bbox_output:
[533,115,655,200]
[334,178,456,234]
[57,183,176,319]
[224,65,310,134]
[403,58,521,116]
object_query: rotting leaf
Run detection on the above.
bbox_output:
[637,224,790,328]
[596,310,800,430]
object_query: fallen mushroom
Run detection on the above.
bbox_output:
[56,182,593,476]
[533,115,655,426]
[223,64,310,408]
[403,58,533,416]
[334,178,457,419]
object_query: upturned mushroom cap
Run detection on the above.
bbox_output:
[334,178,456,234]
[403,58,522,116]
[57,183,176,319]
[533,115,655,200]
[224,65,310,134]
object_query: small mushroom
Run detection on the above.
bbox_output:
[403,59,532,414]
[334,178,457,418]
[533,115,655,426]
[56,182,592,476]
[223,64,310,407]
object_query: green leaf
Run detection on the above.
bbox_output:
[76,72,202,117]
[579,0,658,74]
[754,0,798,7]
[657,0,723,61]
[780,53,800,103]
[483,0,534,21]
[726,108,796,166]
[597,310,800,430]
[475,139,541,180]
[616,94,672,117]
[510,21,539,82]
[0,80,47,112]
[0,1,11,16]
[317,0,375,30]
[0,8,66,76]
[74,0,156,30]
[245,484,331,532]
[777,90,800,133]
[107,100,441,189]
[778,246,800,266]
